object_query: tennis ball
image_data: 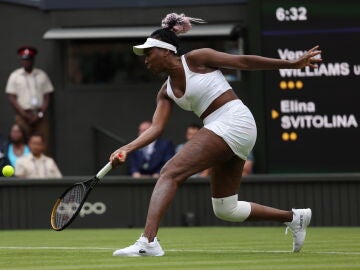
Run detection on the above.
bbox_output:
[2,165,15,177]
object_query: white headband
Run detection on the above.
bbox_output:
[133,38,177,56]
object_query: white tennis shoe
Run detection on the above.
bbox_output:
[113,235,165,257]
[285,208,312,252]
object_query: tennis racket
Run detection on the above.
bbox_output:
[50,162,113,231]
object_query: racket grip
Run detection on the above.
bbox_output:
[96,162,113,179]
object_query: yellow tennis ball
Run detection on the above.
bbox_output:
[2,165,15,177]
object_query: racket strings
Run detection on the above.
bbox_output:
[54,185,85,229]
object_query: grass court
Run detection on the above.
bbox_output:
[1,227,359,270]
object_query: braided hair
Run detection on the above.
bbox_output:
[150,13,206,53]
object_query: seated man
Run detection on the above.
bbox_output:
[128,121,175,178]
[15,134,62,178]
[176,123,208,177]
[242,151,254,176]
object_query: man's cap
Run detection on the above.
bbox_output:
[17,46,38,59]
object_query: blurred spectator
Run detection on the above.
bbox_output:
[0,132,10,168]
[128,121,175,178]
[176,123,209,177]
[175,123,202,153]
[15,134,62,178]
[242,151,254,176]
[5,123,30,167]
[5,46,55,153]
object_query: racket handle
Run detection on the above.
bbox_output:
[96,162,113,179]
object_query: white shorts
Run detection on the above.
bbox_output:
[203,99,257,160]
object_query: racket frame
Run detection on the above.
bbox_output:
[50,162,112,231]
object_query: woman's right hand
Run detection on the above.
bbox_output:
[109,148,128,167]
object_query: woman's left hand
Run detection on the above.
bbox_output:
[293,45,322,69]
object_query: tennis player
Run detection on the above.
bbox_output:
[110,13,322,256]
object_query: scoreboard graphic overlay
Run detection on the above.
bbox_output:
[260,1,360,172]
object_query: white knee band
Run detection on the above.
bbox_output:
[212,195,251,222]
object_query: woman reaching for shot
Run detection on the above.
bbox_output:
[110,13,322,256]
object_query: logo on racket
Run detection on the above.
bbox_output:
[56,202,80,216]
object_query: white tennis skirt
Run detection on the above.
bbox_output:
[203,99,257,160]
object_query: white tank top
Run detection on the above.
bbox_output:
[166,55,232,117]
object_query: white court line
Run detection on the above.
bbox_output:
[168,249,360,255]
[0,246,113,250]
[0,246,359,255]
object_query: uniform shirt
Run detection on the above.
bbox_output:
[5,68,54,110]
[15,153,62,179]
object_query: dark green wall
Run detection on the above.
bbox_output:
[1,174,360,229]
[0,2,255,175]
